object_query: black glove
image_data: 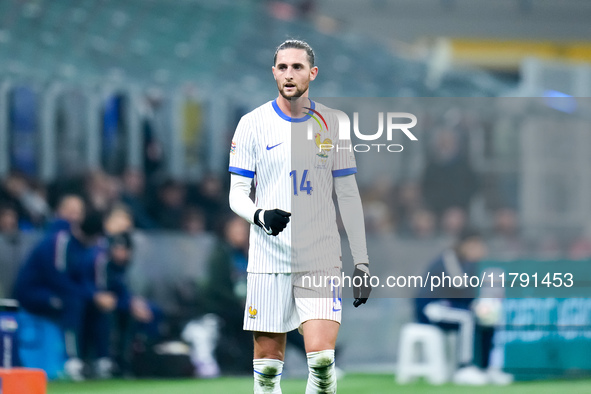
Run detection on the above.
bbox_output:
[353,264,372,307]
[254,209,291,236]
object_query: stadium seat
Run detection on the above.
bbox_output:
[396,323,450,385]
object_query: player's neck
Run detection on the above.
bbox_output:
[275,94,309,118]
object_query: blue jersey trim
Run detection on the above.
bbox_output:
[332,167,357,177]
[229,166,255,178]
[272,99,315,123]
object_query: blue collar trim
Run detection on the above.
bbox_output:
[272,99,315,123]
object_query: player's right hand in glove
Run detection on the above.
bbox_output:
[353,263,372,307]
[254,209,291,236]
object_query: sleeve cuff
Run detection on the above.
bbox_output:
[332,167,357,177]
[229,166,255,178]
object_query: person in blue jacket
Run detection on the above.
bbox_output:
[80,231,161,378]
[13,211,115,380]
[415,228,512,385]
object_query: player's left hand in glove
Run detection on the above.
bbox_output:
[254,208,291,236]
[353,263,372,307]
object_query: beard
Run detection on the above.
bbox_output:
[277,80,309,100]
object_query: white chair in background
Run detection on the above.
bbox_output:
[396,323,450,385]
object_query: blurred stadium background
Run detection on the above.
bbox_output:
[1,0,591,392]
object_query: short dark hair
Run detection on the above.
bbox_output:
[456,228,482,245]
[80,211,104,237]
[109,231,133,250]
[274,39,315,67]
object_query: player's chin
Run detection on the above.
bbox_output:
[280,89,303,100]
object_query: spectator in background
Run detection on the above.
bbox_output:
[415,229,512,385]
[190,174,227,232]
[489,207,525,261]
[28,179,52,223]
[0,204,21,298]
[207,216,249,315]
[0,174,24,220]
[84,171,120,213]
[408,208,437,240]
[182,206,206,236]
[395,182,424,236]
[360,178,396,235]
[121,168,157,230]
[441,206,468,240]
[205,216,250,372]
[0,203,19,239]
[13,211,113,381]
[81,231,161,378]
[363,200,395,235]
[421,129,478,219]
[364,177,397,210]
[47,194,85,233]
[104,205,134,236]
[0,172,51,229]
[151,179,186,230]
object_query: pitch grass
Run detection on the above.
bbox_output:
[48,374,591,394]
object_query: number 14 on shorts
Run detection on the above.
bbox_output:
[290,169,313,195]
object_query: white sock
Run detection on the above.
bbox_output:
[253,358,283,394]
[306,350,336,394]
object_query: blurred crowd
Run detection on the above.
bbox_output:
[2,125,590,262]
[0,168,236,378]
[0,168,231,236]
[357,127,591,261]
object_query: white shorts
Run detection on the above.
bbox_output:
[243,268,343,333]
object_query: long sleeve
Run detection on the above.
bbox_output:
[229,173,258,224]
[110,267,132,312]
[17,233,92,300]
[334,174,369,266]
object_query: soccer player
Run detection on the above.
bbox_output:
[228,39,371,394]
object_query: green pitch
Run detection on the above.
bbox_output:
[48,374,591,394]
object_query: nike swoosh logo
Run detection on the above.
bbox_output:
[266,142,283,150]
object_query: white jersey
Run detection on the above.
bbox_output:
[229,99,357,273]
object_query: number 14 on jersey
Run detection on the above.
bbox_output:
[290,170,313,195]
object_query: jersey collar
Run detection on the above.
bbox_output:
[272,98,315,123]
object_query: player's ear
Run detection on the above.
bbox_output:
[272,66,277,80]
[309,66,318,81]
